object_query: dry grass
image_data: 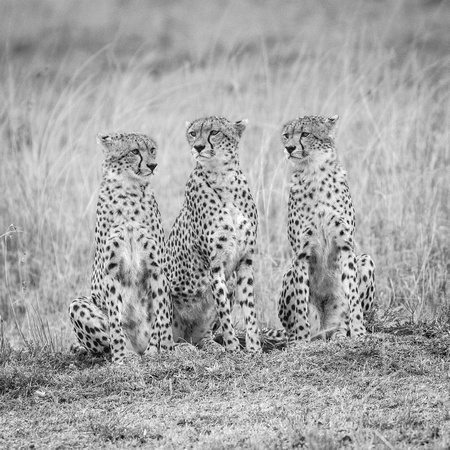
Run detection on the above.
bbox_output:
[1,0,448,345]
[1,334,450,449]
[0,1,450,447]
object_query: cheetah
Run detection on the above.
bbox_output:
[278,115,375,343]
[166,116,261,352]
[68,132,173,363]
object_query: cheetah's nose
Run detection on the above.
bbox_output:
[147,163,157,172]
[194,144,205,153]
[285,146,296,154]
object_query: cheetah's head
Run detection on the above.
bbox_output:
[97,132,158,180]
[281,115,338,168]
[185,116,247,167]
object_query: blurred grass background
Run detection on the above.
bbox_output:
[0,0,449,348]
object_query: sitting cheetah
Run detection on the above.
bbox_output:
[68,132,173,363]
[166,116,261,352]
[279,115,375,343]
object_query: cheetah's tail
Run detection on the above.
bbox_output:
[236,327,288,352]
[260,327,288,350]
[213,327,287,352]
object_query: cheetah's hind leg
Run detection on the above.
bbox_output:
[68,296,110,357]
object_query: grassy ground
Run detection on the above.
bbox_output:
[1,0,449,337]
[1,0,450,448]
[1,333,450,449]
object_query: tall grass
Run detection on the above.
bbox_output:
[1,0,449,348]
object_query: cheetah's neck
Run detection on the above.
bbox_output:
[100,177,153,206]
[103,170,151,191]
[292,161,346,186]
[198,161,241,196]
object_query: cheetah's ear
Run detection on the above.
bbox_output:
[234,119,248,138]
[327,115,339,139]
[185,121,191,130]
[328,115,339,124]
[97,133,114,149]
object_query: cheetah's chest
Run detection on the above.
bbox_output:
[290,178,349,226]
[90,186,163,306]
[222,201,252,265]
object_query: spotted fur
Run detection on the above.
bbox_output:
[166,116,261,352]
[68,132,173,363]
[279,115,375,343]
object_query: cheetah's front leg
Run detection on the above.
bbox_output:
[356,254,376,326]
[105,279,130,364]
[340,248,365,337]
[236,259,261,352]
[145,272,173,354]
[210,266,240,351]
[278,255,311,345]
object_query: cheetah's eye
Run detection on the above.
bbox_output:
[301,132,311,138]
[189,131,196,138]
[282,133,289,139]
[210,130,220,136]
[131,149,140,155]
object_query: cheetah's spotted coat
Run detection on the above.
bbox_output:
[166,116,261,352]
[279,115,375,343]
[68,132,173,363]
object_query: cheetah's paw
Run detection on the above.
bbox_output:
[70,342,88,355]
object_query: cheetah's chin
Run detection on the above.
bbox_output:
[193,155,213,162]
[287,155,309,163]
[136,171,154,177]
